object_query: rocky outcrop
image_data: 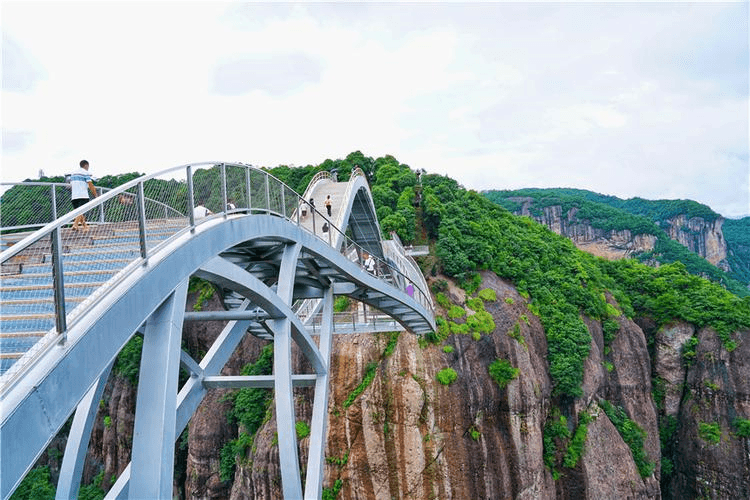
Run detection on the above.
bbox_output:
[650,321,750,499]
[39,274,745,500]
[663,215,729,270]
[512,199,657,261]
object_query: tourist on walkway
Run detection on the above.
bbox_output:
[365,254,376,274]
[193,200,212,219]
[325,195,332,216]
[69,159,97,231]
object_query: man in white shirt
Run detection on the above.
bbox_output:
[193,201,213,219]
[69,160,97,231]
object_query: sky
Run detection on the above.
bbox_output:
[2,1,749,218]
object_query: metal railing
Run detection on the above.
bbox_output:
[0,162,433,384]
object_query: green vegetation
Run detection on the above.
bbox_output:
[599,400,654,478]
[188,277,216,311]
[296,421,311,439]
[77,470,106,500]
[733,418,750,438]
[698,422,721,444]
[466,310,495,334]
[343,361,378,408]
[447,305,466,319]
[478,288,497,302]
[442,345,454,353]
[563,411,592,468]
[333,296,351,313]
[9,466,55,500]
[322,479,343,500]
[485,188,749,295]
[507,322,526,348]
[543,409,571,480]
[103,416,111,428]
[488,359,519,389]
[469,426,481,441]
[114,334,144,386]
[682,336,700,365]
[436,292,451,309]
[465,297,484,312]
[221,344,274,481]
[436,368,458,385]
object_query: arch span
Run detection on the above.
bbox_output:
[0,162,434,499]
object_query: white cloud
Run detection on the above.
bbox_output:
[1,1,747,217]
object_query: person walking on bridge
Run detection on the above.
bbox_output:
[325,194,332,217]
[69,159,98,231]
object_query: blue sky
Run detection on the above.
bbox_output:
[2,1,748,217]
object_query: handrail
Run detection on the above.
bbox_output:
[0,161,434,384]
[0,182,184,233]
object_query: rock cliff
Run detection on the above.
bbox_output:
[38,273,747,499]
[511,198,731,270]
[662,215,729,270]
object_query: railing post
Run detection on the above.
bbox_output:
[50,228,67,341]
[98,188,105,223]
[280,185,286,218]
[187,165,195,229]
[137,182,148,259]
[265,174,270,213]
[220,163,228,217]
[245,167,252,212]
[50,184,57,220]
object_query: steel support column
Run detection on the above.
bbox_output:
[56,361,114,500]
[304,286,334,499]
[128,279,188,500]
[272,242,303,499]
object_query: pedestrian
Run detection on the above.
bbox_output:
[365,254,376,274]
[193,200,213,219]
[226,199,236,211]
[69,159,98,231]
[325,195,332,216]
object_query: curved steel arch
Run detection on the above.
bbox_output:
[2,212,434,499]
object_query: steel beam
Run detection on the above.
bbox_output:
[129,279,188,500]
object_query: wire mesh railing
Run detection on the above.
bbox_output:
[0,161,433,385]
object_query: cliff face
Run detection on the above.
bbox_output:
[514,200,657,261]
[66,274,747,499]
[663,215,729,270]
[511,199,731,270]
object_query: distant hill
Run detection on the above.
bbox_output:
[484,188,749,297]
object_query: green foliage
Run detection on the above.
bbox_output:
[447,305,466,319]
[543,409,570,479]
[382,331,400,358]
[436,292,451,309]
[322,479,343,500]
[114,334,143,386]
[343,361,378,408]
[469,426,481,441]
[10,466,55,500]
[188,277,215,311]
[296,421,311,439]
[465,297,484,312]
[77,471,106,500]
[449,321,469,334]
[682,336,699,366]
[733,418,750,438]
[563,412,592,468]
[504,296,514,305]
[599,400,654,478]
[466,310,495,334]
[661,457,674,476]
[478,288,497,302]
[220,432,254,481]
[442,345,454,353]
[507,322,526,348]
[103,416,111,428]
[698,422,722,444]
[488,359,519,388]
[436,367,458,385]
[333,296,351,313]
[602,319,619,346]
[723,217,750,284]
